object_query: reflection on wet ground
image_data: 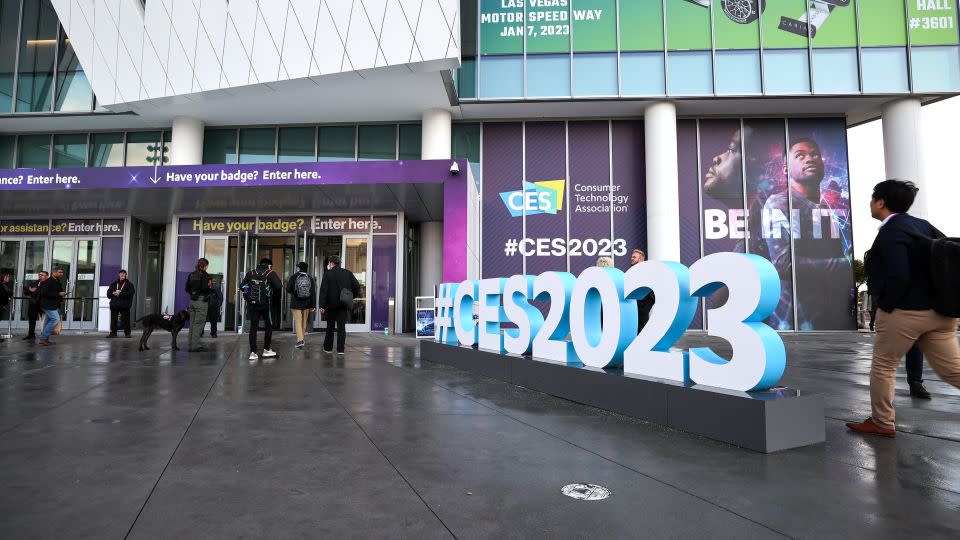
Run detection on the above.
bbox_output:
[0,331,957,538]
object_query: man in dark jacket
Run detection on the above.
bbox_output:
[22,271,47,341]
[203,278,222,338]
[0,272,12,329]
[185,258,214,352]
[240,258,283,360]
[37,268,67,346]
[106,270,135,338]
[286,262,316,349]
[848,180,960,437]
[629,249,655,332]
[318,255,361,355]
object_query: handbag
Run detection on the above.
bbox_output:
[339,288,354,310]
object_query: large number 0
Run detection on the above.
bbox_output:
[688,253,785,392]
[532,272,578,364]
[622,261,699,382]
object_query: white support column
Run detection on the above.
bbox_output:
[419,109,451,295]
[170,116,205,165]
[419,221,444,296]
[881,98,927,218]
[644,101,681,262]
[422,108,452,160]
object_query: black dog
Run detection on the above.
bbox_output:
[136,310,189,351]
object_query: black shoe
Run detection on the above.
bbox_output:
[188,347,209,352]
[106,334,117,339]
[211,333,217,338]
[22,335,35,341]
[909,382,932,399]
[124,334,131,338]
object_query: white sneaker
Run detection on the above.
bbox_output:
[262,349,277,358]
[337,351,345,355]
[295,341,305,349]
[248,351,259,361]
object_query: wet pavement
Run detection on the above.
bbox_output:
[0,330,958,539]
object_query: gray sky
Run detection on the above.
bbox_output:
[848,97,957,259]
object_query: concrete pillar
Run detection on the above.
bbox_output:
[419,221,444,296]
[170,116,205,165]
[644,101,681,261]
[418,109,451,296]
[881,98,927,218]
[422,108,452,160]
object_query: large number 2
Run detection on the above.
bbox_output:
[688,253,785,392]
[623,262,699,383]
[533,272,578,364]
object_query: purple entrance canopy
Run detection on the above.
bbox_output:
[0,159,469,283]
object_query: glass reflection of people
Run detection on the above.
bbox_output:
[762,138,852,330]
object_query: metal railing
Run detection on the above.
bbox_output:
[2,295,102,336]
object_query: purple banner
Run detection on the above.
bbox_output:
[372,216,398,234]
[175,236,201,313]
[481,123,524,279]
[0,219,50,236]
[180,217,256,235]
[370,235,397,331]
[100,237,124,287]
[611,120,646,269]
[0,159,460,191]
[568,121,612,276]
[524,121,567,275]
[676,120,703,330]
[312,216,375,234]
[101,219,125,236]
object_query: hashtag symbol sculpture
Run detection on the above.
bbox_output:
[435,283,459,345]
[504,239,518,256]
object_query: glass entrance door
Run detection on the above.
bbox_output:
[0,241,20,326]
[16,239,47,324]
[51,238,99,329]
[202,236,228,333]
[311,235,370,332]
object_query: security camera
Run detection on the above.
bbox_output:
[450,161,460,175]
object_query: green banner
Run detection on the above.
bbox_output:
[619,1,663,51]
[859,0,907,47]
[526,1,570,53]
[713,1,760,49]
[666,0,711,50]
[909,0,959,45]
[572,0,617,52]
[480,0,524,55]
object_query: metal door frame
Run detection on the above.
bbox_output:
[49,237,101,330]
[1,236,49,328]
[200,235,229,333]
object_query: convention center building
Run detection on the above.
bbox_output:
[0,0,957,333]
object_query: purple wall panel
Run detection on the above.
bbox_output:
[481,123,524,279]
[524,121,568,274]
[370,234,397,331]
[99,237,124,287]
[611,120,646,269]
[676,120,703,329]
[568,121,612,276]
[175,236,200,313]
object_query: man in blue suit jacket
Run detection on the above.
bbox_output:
[848,180,960,437]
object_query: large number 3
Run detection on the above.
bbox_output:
[688,253,785,392]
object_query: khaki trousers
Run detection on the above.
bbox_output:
[871,309,960,428]
[292,309,310,342]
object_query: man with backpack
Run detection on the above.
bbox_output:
[848,180,960,438]
[241,257,282,360]
[318,255,361,355]
[286,262,316,349]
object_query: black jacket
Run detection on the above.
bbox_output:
[865,213,939,313]
[0,281,11,308]
[106,279,135,310]
[38,278,65,311]
[207,287,223,322]
[286,272,317,310]
[184,270,214,301]
[23,280,42,305]
[318,267,361,311]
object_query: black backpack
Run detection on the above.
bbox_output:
[894,224,960,317]
[246,270,273,307]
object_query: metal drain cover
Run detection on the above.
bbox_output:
[561,483,611,501]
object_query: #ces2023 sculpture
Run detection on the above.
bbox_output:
[420,252,825,453]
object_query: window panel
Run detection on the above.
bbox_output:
[0,0,19,112]
[0,135,15,168]
[619,1,663,51]
[203,129,238,164]
[317,126,355,162]
[238,128,276,164]
[715,50,762,94]
[573,53,617,96]
[527,54,571,97]
[89,132,125,167]
[860,47,909,93]
[125,131,164,166]
[16,0,59,112]
[17,134,51,168]
[358,125,396,161]
[666,0,711,51]
[52,133,87,167]
[812,49,859,94]
[452,123,481,164]
[668,51,713,95]
[479,56,524,98]
[278,127,315,163]
[911,46,960,92]
[620,52,666,95]
[398,124,422,161]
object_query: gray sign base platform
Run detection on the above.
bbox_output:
[420,340,824,453]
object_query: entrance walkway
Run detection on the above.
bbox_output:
[0,332,958,538]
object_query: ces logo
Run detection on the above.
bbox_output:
[499,180,565,217]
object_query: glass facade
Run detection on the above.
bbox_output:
[124,131,167,166]
[462,0,960,100]
[0,130,172,168]
[0,0,93,114]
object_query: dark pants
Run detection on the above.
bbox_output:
[26,302,40,337]
[248,306,272,352]
[323,309,348,353]
[906,344,924,384]
[109,308,131,335]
